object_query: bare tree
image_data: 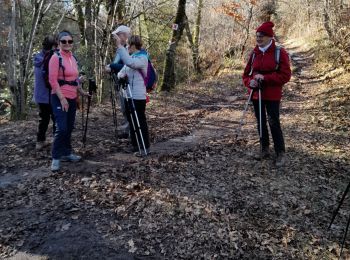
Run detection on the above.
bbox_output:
[5,0,52,119]
[160,0,187,92]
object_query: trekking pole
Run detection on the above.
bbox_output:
[82,79,97,147]
[109,73,118,141]
[328,180,350,259]
[120,85,141,154]
[329,181,350,229]
[81,83,85,135]
[235,89,254,140]
[258,79,263,160]
[126,84,147,156]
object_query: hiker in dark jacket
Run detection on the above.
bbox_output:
[242,21,291,166]
[105,25,132,138]
[33,35,57,150]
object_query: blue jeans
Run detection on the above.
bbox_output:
[51,94,77,159]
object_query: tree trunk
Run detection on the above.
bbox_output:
[117,0,125,24]
[85,0,95,79]
[23,0,46,90]
[323,0,333,40]
[73,0,86,45]
[7,0,24,119]
[192,0,203,74]
[160,0,187,92]
[241,4,254,57]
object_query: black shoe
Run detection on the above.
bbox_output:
[252,147,270,160]
[275,152,286,167]
[118,132,129,139]
[134,148,151,157]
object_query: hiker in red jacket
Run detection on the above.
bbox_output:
[242,21,291,166]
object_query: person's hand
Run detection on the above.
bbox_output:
[105,65,111,73]
[254,74,264,81]
[83,91,92,97]
[79,75,86,83]
[249,79,258,89]
[60,97,69,112]
[112,33,122,48]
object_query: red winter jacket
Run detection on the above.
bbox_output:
[242,40,291,101]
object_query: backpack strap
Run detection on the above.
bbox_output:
[248,51,255,76]
[275,46,281,71]
[55,50,66,80]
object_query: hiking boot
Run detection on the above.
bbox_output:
[262,147,270,159]
[36,141,45,150]
[51,159,60,171]
[61,154,82,162]
[134,148,151,157]
[118,132,129,139]
[275,152,286,167]
[252,147,270,160]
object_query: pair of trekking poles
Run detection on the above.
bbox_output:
[236,79,264,159]
[109,73,148,156]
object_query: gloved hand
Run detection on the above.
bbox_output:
[249,78,263,89]
[249,79,258,89]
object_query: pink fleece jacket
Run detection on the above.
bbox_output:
[49,50,79,99]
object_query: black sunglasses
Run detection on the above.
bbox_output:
[60,40,73,44]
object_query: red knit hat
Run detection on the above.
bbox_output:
[256,21,274,37]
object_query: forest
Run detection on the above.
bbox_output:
[0,0,350,259]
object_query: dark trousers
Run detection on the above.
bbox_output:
[124,99,150,149]
[51,95,77,159]
[37,103,55,142]
[253,100,285,155]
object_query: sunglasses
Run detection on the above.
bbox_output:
[60,40,73,44]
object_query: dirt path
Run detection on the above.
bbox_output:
[1,42,349,259]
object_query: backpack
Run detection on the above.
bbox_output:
[248,45,281,76]
[135,50,158,92]
[42,49,79,89]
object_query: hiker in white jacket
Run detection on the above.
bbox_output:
[115,35,150,154]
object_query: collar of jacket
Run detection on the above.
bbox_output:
[253,39,276,54]
[131,48,149,59]
[59,49,73,58]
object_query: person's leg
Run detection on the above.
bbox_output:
[64,98,77,156]
[133,100,150,150]
[253,100,269,149]
[124,98,138,149]
[118,92,130,137]
[50,105,56,137]
[37,103,51,143]
[51,95,68,160]
[266,101,285,155]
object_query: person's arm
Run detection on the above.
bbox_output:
[117,65,127,79]
[117,47,147,70]
[110,62,124,73]
[258,49,291,85]
[33,52,43,67]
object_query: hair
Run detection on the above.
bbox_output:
[42,35,57,51]
[58,30,73,41]
[129,35,143,50]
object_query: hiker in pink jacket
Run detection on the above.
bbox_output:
[49,30,89,171]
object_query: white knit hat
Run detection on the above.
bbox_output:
[112,25,131,35]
